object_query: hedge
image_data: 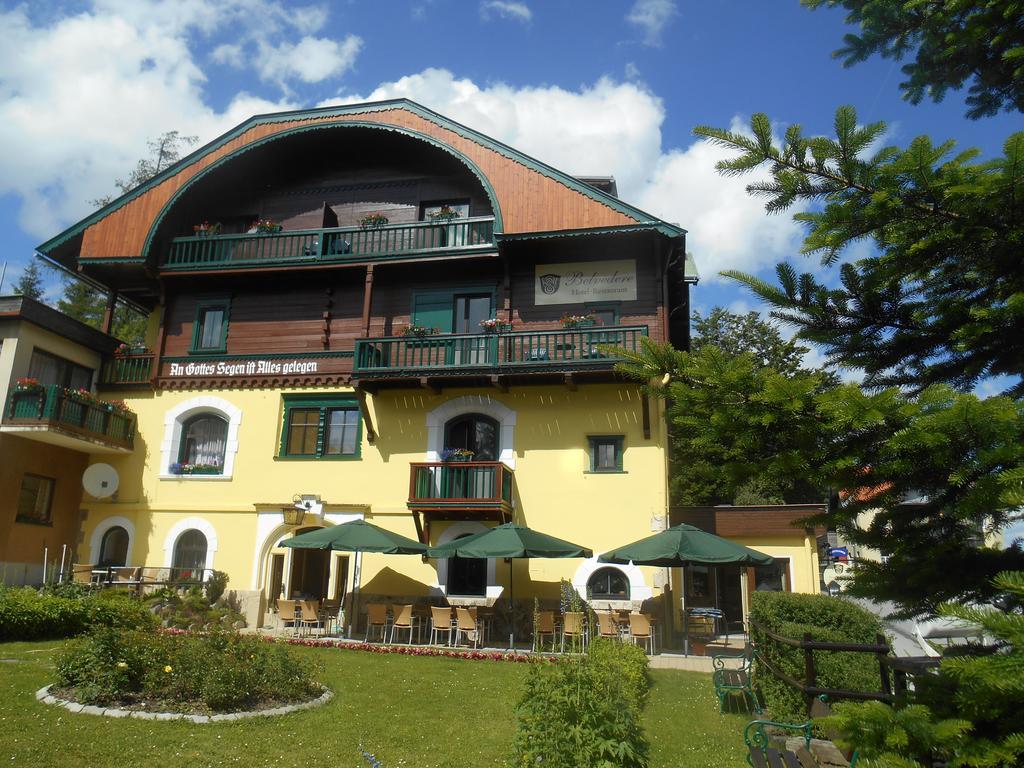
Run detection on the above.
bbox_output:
[0,587,155,641]
[749,591,885,721]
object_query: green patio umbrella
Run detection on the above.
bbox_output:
[427,523,593,650]
[281,520,427,637]
[598,523,774,654]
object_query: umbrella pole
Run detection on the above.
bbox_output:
[682,565,689,657]
[508,559,514,652]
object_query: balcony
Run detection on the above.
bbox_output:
[162,217,496,272]
[354,325,647,382]
[408,461,514,540]
[2,385,136,453]
[99,353,154,387]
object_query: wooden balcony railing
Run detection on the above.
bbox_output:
[163,216,496,270]
[3,385,136,450]
[408,461,514,511]
[354,325,648,376]
[100,354,154,386]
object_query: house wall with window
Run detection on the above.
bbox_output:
[0,296,120,585]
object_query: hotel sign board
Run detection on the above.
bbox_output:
[534,260,637,305]
[166,358,323,377]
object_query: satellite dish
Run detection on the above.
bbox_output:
[83,464,119,499]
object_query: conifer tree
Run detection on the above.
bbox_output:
[11,260,44,300]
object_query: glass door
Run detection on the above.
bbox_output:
[453,293,493,365]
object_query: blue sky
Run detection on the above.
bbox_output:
[0,0,1018,341]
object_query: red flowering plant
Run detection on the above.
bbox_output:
[105,399,134,415]
[428,204,462,221]
[359,212,389,229]
[192,221,221,237]
[64,387,99,405]
[251,218,282,234]
[14,377,44,393]
[559,312,600,328]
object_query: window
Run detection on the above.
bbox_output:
[177,414,228,472]
[447,534,486,596]
[280,396,361,459]
[586,305,619,327]
[588,436,624,473]
[190,299,229,353]
[172,529,208,576]
[28,349,93,390]
[587,567,630,600]
[16,475,54,525]
[754,559,790,592]
[99,526,129,567]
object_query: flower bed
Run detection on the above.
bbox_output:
[54,627,323,714]
[281,637,560,664]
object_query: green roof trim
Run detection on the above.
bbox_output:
[141,121,505,262]
[497,223,686,242]
[37,98,684,256]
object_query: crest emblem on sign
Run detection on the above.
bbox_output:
[539,274,561,295]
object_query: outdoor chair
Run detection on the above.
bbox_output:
[390,604,417,645]
[298,600,323,637]
[628,612,655,654]
[277,599,298,633]
[455,607,479,649]
[365,603,389,643]
[71,564,94,585]
[319,599,341,635]
[533,610,556,652]
[429,606,454,646]
[561,611,587,653]
[597,612,621,642]
[713,644,760,714]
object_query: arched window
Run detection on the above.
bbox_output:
[447,533,486,596]
[176,414,228,472]
[98,526,129,568]
[444,413,499,461]
[172,529,208,577]
[587,567,630,600]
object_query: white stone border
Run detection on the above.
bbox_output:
[159,395,242,479]
[36,684,332,723]
[425,394,517,468]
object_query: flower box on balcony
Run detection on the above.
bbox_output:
[560,314,599,329]
[440,448,475,462]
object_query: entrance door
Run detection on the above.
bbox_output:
[717,566,744,626]
[453,293,493,365]
[289,527,330,600]
[448,533,486,596]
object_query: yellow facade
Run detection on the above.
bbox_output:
[82,381,673,625]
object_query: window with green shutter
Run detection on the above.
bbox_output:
[279,396,361,460]
[587,436,625,473]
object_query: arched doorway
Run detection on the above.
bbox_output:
[448,533,486,597]
[98,526,129,568]
[444,413,499,460]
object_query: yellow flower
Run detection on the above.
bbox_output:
[116,662,128,669]
[164,665,173,673]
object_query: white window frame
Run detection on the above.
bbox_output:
[159,396,242,480]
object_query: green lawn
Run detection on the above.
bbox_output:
[0,641,748,767]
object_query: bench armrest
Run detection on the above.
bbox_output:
[744,719,814,754]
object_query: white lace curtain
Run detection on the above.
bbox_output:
[180,415,227,467]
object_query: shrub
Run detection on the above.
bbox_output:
[749,591,884,720]
[55,628,322,712]
[512,642,650,768]
[0,587,154,641]
[144,584,245,630]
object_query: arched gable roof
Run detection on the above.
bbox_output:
[38,99,684,262]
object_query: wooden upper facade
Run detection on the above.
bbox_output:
[37,100,694,390]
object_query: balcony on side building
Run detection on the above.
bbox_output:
[161,217,497,273]
[353,325,647,386]
[2,384,136,453]
[407,461,514,541]
[98,352,155,388]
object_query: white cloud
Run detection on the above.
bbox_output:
[0,1,362,238]
[626,0,677,47]
[624,62,641,80]
[257,35,362,87]
[479,1,532,23]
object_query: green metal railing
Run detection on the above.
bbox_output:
[100,354,154,385]
[4,385,136,449]
[354,325,648,375]
[163,216,496,270]
[409,461,514,508]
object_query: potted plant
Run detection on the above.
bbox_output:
[193,221,221,237]
[169,462,222,476]
[440,447,475,462]
[479,318,513,334]
[359,212,389,229]
[428,205,462,222]
[251,218,282,234]
[401,325,439,338]
[13,377,43,393]
[560,313,599,329]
